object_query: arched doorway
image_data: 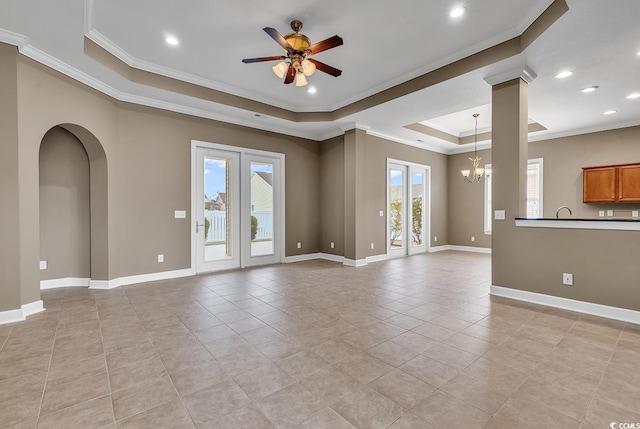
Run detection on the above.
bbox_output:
[39,124,109,288]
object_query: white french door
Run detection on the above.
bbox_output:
[387,160,429,258]
[193,142,284,273]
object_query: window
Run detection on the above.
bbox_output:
[484,158,543,234]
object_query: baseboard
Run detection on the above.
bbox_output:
[366,254,388,264]
[88,268,195,290]
[343,258,368,267]
[491,285,640,324]
[283,253,323,263]
[41,277,90,290]
[22,300,45,316]
[430,245,491,254]
[0,300,46,326]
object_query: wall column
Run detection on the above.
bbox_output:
[343,128,368,264]
[486,68,535,288]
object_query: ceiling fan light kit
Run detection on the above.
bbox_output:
[242,20,343,87]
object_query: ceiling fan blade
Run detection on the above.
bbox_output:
[283,64,296,84]
[307,35,343,55]
[242,55,287,64]
[308,58,342,77]
[263,27,294,52]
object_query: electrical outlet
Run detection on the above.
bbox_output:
[39,260,47,270]
[434,236,438,242]
[471,236,475,242]
[379,210,384,217]
[633,210,639,218]
[297,242,301,249]
[599,210,605,217]
[157,254,164,263]
[607,210,614,217]
[563,273,573,286]
[494,210,506,220]
[330,242,335,249]
[370,242,375,250]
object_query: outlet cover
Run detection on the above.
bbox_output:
[370,242,375,249]
[379,211,384,217]
[599,210,605,217]
[633,211,639,218]
[434,236,438,242]
[174,210,186,218]
[607,210,614,217]
[297,242,301,249]
[158,254,164,263]
[330,242,335,249]
[494,210,506,220]
[563,273,573,286]
[471,236,475,242]
[39,260,47,270]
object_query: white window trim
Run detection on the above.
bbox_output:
[484,158,544,235]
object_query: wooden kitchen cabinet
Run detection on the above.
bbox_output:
[583,163,640,203]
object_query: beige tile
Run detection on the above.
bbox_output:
[582,397,640,429]
[215,344,271,377]
[390,331,438,353]
[47,355,106,387]
[462,358,529,393]
[40,373,110,415]
[340,329,386,350]
[367,340,419,367]
[111,374,178,421]
[115,399,193,429]
[311,339,360,365]
[0,371,47,402]
[105,342,157,371]
[235,363,295,400]
[37,395,113,429]
[441,372,512,414]
[182,378,251,425]
[485,392,581,429]
[387,412,436,429]
[168,359,226,397]
[368,369,436,409]
[333,352,393,384]
[413,390,490,429]
[256,383,325,428]
[444,332,494,356]
[331,388,403,429]
[422,342,479,370]
[277,350,330,380]
[0,389,43,427]
[108,356,166,392]
[299,367,361,405]
[296,408,356,429]
[386,314,428,330]
[198,403,273,429]
[411,322,457,341]
[400,354,458,387]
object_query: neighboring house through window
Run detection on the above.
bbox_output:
[484,158,543,234]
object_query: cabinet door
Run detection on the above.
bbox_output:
[583,167,616,203]
[618,165,640,202]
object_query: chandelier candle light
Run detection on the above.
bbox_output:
[461,113,485,183]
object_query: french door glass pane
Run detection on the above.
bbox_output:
[203,156,232,261]
[389,168,405,249]
[411,172,423,247]
[250,162,274,256]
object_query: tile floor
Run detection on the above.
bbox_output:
[1,251,639,428]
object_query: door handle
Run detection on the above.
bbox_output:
[196,221,204,233]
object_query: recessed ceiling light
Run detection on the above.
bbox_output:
[450,7,466,18]
[307,87,317,94]
[626,92,640,99]
[165,36,179,46]
[555,70,573,79]
[604,110,618,115]
[580,86,598,93]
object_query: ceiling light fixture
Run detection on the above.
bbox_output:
[461,113,485,183]
[307,87,317,94]
[580,86,598,93]
[243,20,343,87]
[555,70,573,79]
[604,110,618,115]
[626,93,640,99]
[165,35,179,46]
[450,7,466,18]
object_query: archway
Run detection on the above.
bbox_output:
[39,124,109,287]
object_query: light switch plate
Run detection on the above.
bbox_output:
[633,211,639,218]
[494,210,506,220]
[563,273,573,286]
[297,242,301,249]
[607,210,614,217]
[174,210,186,218]
[157,254,164,263]
[379,211,384,217]
[599,210,605,217]
[39,260,47,270]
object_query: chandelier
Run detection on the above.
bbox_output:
[461,113,485,183]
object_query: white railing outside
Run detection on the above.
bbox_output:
[204,210,273,243]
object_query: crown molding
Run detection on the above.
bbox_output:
[484,65,538,86]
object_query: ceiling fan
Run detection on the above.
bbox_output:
[242,20,343,87]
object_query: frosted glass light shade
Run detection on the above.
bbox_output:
[295,73,308,87]
[461,169,471,179]
[272,62,288,79]
[301,59,316,76]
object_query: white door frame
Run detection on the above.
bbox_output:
[386,158,431,258]
[191,140,286,273]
